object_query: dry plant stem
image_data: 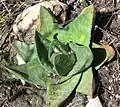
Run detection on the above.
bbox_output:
[96,26,120,69]
[104,1,118,29]
[0,98,7,107]
[0,0,11,15]
[113,0,117,8]
[104,14,114,28]
[96,25,117,44]
[0,27,13,50]
[112,43,120,69]
[108,38,116,45]
[102,87,120,99]
[14,2,26,13]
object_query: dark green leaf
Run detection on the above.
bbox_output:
[49,38,76,76]
[50,52,76,76]
[47,43,93,106]
[35,31,54,73]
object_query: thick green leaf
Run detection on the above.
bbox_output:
[38,6,58,39]
[47,43,93,107]
[48,38,76,76]
[6,58,56,86]
[76,67,93,96]
[7,32,56,85]
[12,41,36,63]
[47,73,82,107]
[35,31,54,73]
[68,43,93,76]
[56,5,95,46]
[50,52,76,76]
[38,5,95,46]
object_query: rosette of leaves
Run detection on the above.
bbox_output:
[6,5,115,107]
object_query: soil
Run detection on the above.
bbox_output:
[0,0,120,107]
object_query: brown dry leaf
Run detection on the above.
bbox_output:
[100,43,115,62]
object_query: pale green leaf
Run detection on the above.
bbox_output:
[56,5,95,46]
[68,43,93,76]
[12,40,36,62]
[6,58,56,86]
[38,5,95,46]
[47,73,82,107]
[76,67,93,96]
[38,6,58,39]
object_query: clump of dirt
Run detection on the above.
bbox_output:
[0,79,46,107]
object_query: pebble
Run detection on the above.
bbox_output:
[86,96,103,107]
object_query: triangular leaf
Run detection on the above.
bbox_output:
[47,73,82,107]
[68,43,93,76]
[57,5,95,46]
[37,6,58,39]
[35,31,54,73]
[6,58,56,86]
[76,67,93,96]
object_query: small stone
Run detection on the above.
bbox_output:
[108,86,111,90]
[116,94,120,98]
[118,15,120,19]
[86,96,102,107]
[99,8,106,12]
[110,96,112,99]
[29,100,32,104]
[109,79,112,83]
[112,74,115,78]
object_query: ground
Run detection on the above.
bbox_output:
[0,0,120,107]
